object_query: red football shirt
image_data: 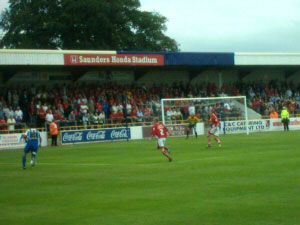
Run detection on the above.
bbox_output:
[152,122,168,138]
[210,113,219,127]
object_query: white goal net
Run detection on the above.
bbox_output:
[161,96,249,135]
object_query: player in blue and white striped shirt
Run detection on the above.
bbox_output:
[20,127,42,169]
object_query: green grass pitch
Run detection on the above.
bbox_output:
[1,131,300,225]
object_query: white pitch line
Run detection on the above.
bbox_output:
[0,157,223,167]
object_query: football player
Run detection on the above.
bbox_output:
[186,113,199,139]
[20,126,42,169]
[152,118,172,162]
[207,109,221,147]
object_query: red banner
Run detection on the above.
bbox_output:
[64,54,164,66]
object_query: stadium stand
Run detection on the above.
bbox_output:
[1,79,299,132]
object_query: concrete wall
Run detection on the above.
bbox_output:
[242,70,286,83]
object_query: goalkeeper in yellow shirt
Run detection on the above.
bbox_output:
[186,114,199,139]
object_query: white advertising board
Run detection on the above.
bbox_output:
[220,119,269,134]
[0,132,48,150]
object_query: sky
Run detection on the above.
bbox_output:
[1,0,300,53]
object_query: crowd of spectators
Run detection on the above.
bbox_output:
[220,80,300,117]
[0,80,299,131]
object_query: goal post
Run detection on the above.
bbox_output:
[161,96,249,135]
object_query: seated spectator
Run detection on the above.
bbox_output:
[166,108,173,122]
[89,112,97,126]
[96,110,106,125]
[175,108,183,121]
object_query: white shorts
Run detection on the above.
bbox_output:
[156,138,166,149]
[209,126,219,136]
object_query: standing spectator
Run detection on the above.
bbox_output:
[38,106,46,127]
[0,106,4,119]
[42,103,48,113]
[28,101,36,125]
[68,111,77,123]
[98,110,106,125]
[188,103,195,116]
[269,108,278,119]
[6,106,15,118]
[126,101,132,115]
[3,104,9,118]
[0,117,7,131]
[136,107,144,123]
[102,100,109,118]
[281,107,289,131]
[88,97,95,113]
[57,104,64,116]
[82,112,89,129]
[286,87,293,98]
[111,103,118,115]
[7,115,16,132]
[46,110,54,123]
[166,108,173,122]
[50,121,58,146]
[12,90,19,108]
[80,102,88,115]
[14,106,23,122]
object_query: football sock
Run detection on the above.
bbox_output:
[215,137,221,144]
[31,152,37,160]
[195,131,198,138]
[208,135,211,143]
[22,155,26,168]
[186,130,189,138]
[162,150,171,159]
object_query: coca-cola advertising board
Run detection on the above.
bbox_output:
[61,128,131,144]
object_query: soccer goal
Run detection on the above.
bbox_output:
[161,96,249,135]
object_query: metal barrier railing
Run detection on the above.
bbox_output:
[1,114,296,134]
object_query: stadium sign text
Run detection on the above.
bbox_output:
[61,128,130,144]
[64,54,164,66]
[220,119,269,134]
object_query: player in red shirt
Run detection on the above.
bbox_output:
[152,118,172,162]
[207,109,222,147]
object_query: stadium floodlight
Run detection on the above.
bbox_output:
[161,96,249,135]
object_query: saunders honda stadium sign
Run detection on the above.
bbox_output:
[61,128,131,144]
[64,53,164,66]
